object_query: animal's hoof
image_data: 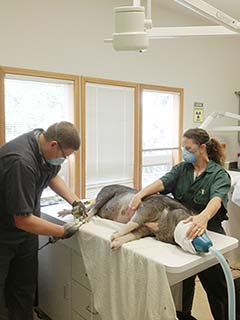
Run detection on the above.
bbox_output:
[82,216,90,223]
[110,240,121,250]
[57,209,71,217]
[110,232,118,241]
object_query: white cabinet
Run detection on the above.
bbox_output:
[38,235,101,320]
[71,250,100,320]
[72,280,99,320]
[72,251,90,290]
[38,236,71,320]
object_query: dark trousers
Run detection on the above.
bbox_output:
[0,235,38,320]
[178,263,228,320]
[235,277,240,320]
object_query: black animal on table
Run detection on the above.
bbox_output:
[85,184,194,249]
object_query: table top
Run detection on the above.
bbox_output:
[41,203,239,285]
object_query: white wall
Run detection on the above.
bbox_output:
[0,0,240,159]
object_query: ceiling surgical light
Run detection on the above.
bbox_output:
[105,0,240,52]
[110,6,152,51]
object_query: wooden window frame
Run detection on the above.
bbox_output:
[139,83,184,187]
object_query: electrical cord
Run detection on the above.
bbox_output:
[38,237,59,251]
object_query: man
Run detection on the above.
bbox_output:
[0,121,85,320]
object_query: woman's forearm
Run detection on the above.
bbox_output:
[200,196,222,221]
[136,179,164,199]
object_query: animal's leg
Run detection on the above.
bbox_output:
[110,221,139,240]
[111,226,151,250]
[93,185,122,211]
[81,186,119,222]
[82,207,98,223]
[111,233,138,250]
[144,222,159,232]
[57,209,72,217]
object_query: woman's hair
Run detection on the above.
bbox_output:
[183,128,225,166]
[44,121,80,150]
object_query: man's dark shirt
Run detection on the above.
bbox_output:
[0,129,60,243]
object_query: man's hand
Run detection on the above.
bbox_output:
[48,221,81,244]
[72,200,87,219]
[61,221,81,239]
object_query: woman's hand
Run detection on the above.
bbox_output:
[128,194,142,214]
[127,179,164,215]
[183,214,208,240]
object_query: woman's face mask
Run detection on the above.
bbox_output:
[47,157,65,166]
[182,148,197,163]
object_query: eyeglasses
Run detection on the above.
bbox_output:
[57,141,67,159]
[54,124,68,159]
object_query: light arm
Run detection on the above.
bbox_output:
[199,111,240,131]
[174,0,240,32]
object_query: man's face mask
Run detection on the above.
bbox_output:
[47,157,65,166]
[182,148,197,163]
[47,140,66,166]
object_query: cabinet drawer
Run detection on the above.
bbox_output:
[72,251,91,290]
[72,280,100,320]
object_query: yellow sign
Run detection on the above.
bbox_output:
[193,107,204,123]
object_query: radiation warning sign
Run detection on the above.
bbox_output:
[193,102,204,123]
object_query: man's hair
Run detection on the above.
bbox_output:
[44,122,80,150]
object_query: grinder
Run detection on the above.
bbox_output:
[192,232,213,253]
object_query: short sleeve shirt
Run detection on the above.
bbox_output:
[0,129,60,243]
[160,161,231,232]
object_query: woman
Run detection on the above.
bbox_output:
[129,128,231,320]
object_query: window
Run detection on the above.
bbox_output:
[5,74,74,142]
[0,68,183,199]
[141,87,183,187]
[81,79,139,198]
[0,67,80,197]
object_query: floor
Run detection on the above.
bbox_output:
[192,277,213,320]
